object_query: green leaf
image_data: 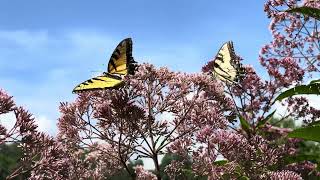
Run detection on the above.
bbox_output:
[181,168,193,175]
[238,176,250,180]
[308,120,320,127]
[285,154,319,164]
[288,125,320,142]
[239,115,252,134]
[286,6,320,20]
[274,83,320,102]
[257,110,276,128]
[310,79,320,84]
[213,160,228,166]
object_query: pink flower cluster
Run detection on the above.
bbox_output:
[135,165,157,180]
[261,170,302,179]
[263,0,320,74]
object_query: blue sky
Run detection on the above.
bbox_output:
[0,0,271,135]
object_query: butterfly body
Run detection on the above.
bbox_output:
[73,38,136,93]
[212,41,245,82]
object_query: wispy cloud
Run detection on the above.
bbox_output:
[0,112,57,136]
[0,29,122,135]
[35,115,57,136]
[0,30,49,50]
[0,112,16,131]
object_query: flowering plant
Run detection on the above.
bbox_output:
[1,0,320,179]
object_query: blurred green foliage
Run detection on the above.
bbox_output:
[0,143,23,180]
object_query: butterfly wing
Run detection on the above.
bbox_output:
[212,41,243,82]
[108,38,135,75]
[73,38,136,93]
[72,73,123,93]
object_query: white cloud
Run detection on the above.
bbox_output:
[0,112,16,130]
[273,94,320,127]
[35,115,57,136]
[141,155,165,170]
[305,95,320,108]
[0,30,49,50]
[0,112,56,136]
[137,44,205,73]
[273,101,289,118]
[274,95,320,117]
[67,31,116,53]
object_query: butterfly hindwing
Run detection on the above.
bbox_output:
[73,74,123,92]
[108,38,134,75]
[212,41,244,82]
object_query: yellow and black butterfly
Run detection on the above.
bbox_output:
[212,41,245,82]
[73,38,136,93]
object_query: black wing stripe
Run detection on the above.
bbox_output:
[115,48,121,57]
[214,63,230,75]
[92,77,107,82]
[216,56,224,62]
[111,53,119,61]
[109,58,117,71]
[104,73,122,80]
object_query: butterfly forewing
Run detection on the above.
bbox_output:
[212,41,243,82]
[108,38,133,75]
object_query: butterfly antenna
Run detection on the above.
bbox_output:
[90,70,104,75]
